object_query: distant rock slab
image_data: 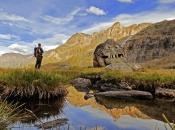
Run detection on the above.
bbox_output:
[155,87,175,98]
[95,90,153,100]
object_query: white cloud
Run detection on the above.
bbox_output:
[42,8,81,25]
[0,46,11,56]
[159,0,175,3]
[0,9,30,22]
[82,22,114,34]
[86,6,106,15]
[0,34,19,40]
[118,0,133,3]
[31,34,69,52]
[8,44,28,53]
[42,45,59,51]
[82,7,175,34]
[32,34,69,46]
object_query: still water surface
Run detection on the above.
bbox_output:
[11,86,173,130]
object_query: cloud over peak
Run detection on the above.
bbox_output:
[86,6,106,15]
[8,44,28,53]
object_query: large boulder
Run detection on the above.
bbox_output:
[95,90,153,100]
[123,19,175,65]
[93,39,123,67]
[70,78,92,92]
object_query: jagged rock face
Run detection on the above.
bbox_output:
[123,19,175,63]
[93,39,123,67]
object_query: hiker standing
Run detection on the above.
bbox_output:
[35,43,44,69]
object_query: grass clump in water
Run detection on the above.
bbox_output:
[0,99,27,130]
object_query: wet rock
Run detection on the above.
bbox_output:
[84,93,94,100]
[93,80,132,91]
[95,90,153,100]
[70,78,92,92]
[155,87,175,98]
[35,118,69,129]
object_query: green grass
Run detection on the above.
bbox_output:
[1,67,175,90]
[0,68,81,90]
[101,68,175,86]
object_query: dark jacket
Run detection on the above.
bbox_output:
[36,47,44,57]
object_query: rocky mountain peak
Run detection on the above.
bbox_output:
[123,19,175,67]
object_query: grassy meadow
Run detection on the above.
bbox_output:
[1,67,175,90]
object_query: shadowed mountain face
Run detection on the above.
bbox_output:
[123,19,175,68]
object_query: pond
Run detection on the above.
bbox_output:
[10,86,174,130]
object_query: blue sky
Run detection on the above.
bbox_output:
[0,0,175,56]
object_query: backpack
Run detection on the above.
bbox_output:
[34,47,38,57]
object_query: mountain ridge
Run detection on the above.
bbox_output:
[0,21,151,68]
[41,22,151,67]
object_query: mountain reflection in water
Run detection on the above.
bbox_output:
[11,86,172,130]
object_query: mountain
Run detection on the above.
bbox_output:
[123,19,175,69]
[40,22,151,67]
[0,53,35,68]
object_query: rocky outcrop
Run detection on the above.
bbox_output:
[93,39,123,67]
[123,19,175,65]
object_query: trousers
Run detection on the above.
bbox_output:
[35,56,43,69]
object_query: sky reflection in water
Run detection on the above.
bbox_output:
[62,101,169,130]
